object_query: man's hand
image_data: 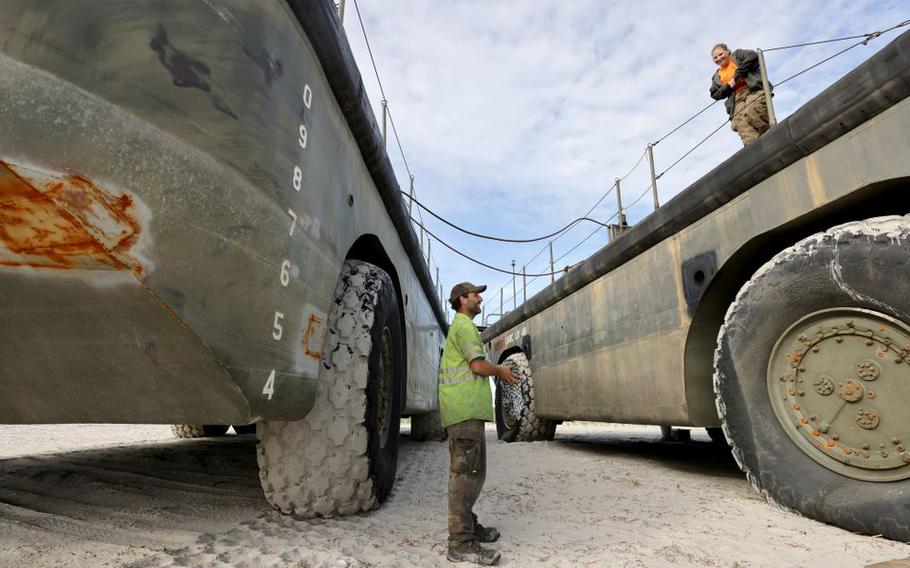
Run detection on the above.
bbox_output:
[497,364,518,385]
[469,358,519,383]
[727,79,735,87]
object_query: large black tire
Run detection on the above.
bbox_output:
[714,215,910,541]
[410,409,447,442]
[495,352,556,442]
[171,424,229,438]
[257,260,403,517]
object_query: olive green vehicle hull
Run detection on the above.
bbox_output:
[0,0,443,425]
[485,31,910,427]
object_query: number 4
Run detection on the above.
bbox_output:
[263,369,276,400]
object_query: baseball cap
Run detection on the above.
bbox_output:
[449,282,487,302]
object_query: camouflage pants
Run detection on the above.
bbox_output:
[731,89,770,145]
[447,419,487,546]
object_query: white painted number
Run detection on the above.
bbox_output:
[272,311,285,341]
[287,208,297,235]
[280,260,291,287]
[303,84,312,109]
[263,369,276,400]
[298,124,307,149]
[292,166,302,191]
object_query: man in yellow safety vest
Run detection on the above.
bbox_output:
[440,282,517,566]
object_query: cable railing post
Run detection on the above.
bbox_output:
[500,288,504,316]
[511,260,517,309]
[408,174,415,216]
[522,266,527,304]
[435,266,440,302]
[336,0,345,22]
[426,238,431,267]
[647,144,660,209]
[757,48,778,127]
[615,178,624,234]
[549,241,555,283]
[380,99,388,146]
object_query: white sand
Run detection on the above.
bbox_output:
[0,423,907,568]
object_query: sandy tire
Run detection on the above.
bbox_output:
[256,259,403,517]
[170,424,229,438]
[410,409,447,442]
[714,215,910,541]
[495,352,556,442]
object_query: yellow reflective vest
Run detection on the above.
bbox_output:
[438,312,494,428]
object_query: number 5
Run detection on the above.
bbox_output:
[272,311,284,341]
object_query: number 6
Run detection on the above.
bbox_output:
[280,260,291,287]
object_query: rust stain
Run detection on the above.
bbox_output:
[0,159,144,275]
[302,314,325,361]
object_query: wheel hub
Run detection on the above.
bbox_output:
[768,308,910,481]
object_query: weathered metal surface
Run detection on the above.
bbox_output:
[486,30,910,426]
[0,0,442,424]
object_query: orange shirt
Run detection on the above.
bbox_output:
[718,60,747,93]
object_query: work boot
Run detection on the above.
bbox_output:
[474,522,500,543]
[446,540,501,566]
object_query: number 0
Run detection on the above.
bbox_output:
[303,84,312,109]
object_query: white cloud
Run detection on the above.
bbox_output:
[341,0,908,316]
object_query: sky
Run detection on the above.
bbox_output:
[337,0,908,324]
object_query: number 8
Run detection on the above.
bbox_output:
[292,166,302,191]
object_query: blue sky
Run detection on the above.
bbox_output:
[338,1,908,323]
